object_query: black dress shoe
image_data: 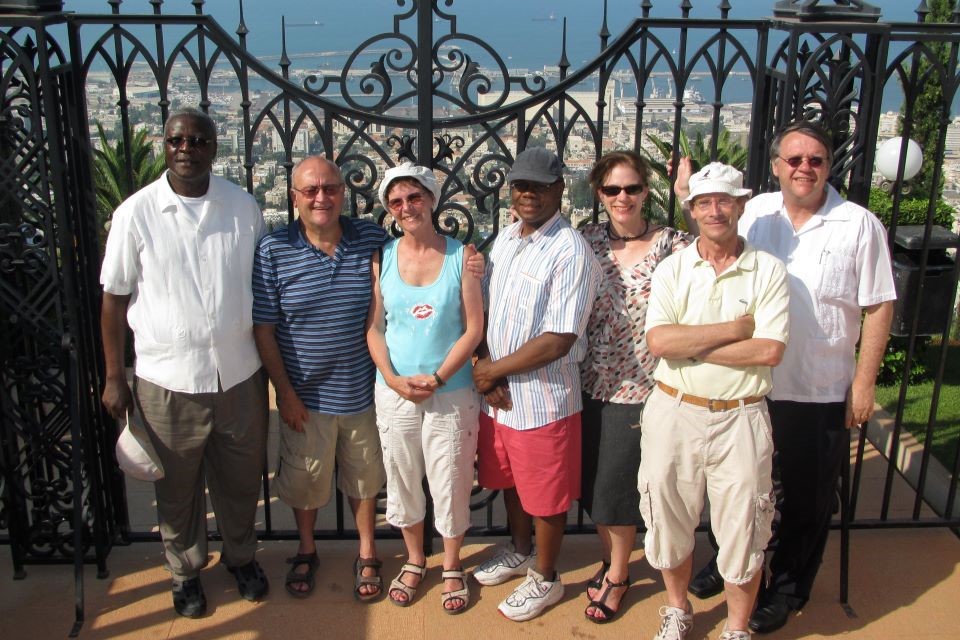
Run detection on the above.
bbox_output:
[749,599,792,634]
[228,559,270,601]
[172,577,207,618]
[688,558,723,599]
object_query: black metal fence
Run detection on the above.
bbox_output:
[2,0,959,626]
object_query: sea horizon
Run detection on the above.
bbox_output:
[64,0,953,115]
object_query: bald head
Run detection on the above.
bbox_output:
[292,156,341,190]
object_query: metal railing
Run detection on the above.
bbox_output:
[1,2,959,633]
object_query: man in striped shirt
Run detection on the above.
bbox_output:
[472,147,602,622]
[252,156,389,601]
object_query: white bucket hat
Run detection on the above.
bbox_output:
[378,162,441,212]
[684,161,752,204]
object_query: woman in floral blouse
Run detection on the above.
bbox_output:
[579,150,691,624]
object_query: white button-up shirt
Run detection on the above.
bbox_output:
[483,211,601,430]
[739,185,896,403]
[100,173,266,394]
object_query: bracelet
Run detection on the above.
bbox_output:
[433,371,446,387]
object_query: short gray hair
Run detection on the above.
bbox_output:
[769,120,834,167]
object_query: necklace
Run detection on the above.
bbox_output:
[607,219,649,242]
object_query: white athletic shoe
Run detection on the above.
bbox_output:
[653,604,693,640]
[473,542,535,586]
[496,568,564,622]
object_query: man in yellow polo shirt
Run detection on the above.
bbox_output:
[640,163,789,640]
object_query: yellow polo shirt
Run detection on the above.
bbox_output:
[645,239,789,400]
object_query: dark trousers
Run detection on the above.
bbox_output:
[764,399,847,610]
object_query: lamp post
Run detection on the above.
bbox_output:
[876,136,923,194]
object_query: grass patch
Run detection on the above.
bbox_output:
[875,341,960,472]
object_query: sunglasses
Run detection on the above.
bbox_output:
[511,180,559,193]
[692,195,738,212]
[387,191,427,211]
[165,135,211,148]
[292,184,343,199]
[778,155,826,168]
[599,184,646,197]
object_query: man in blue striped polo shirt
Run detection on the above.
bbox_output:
[472,147,602,621]
[252,156,389,601]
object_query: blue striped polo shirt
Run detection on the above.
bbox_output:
[252,216,389,414]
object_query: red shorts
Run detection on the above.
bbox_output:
[477,412,581,517]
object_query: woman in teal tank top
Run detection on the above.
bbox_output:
[366,163,484,614]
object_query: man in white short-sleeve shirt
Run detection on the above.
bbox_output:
[100,109,269,618]
[642,162,789,640]
[678,121,896,635]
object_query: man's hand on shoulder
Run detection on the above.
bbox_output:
[464,243,485,279]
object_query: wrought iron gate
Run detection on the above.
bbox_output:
[1,1,959,631]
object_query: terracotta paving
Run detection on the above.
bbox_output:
[1,528,958,639]
[2,399,958,639]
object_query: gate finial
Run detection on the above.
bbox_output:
[773,0,882,22]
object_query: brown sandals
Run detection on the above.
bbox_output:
[353,556,384,602]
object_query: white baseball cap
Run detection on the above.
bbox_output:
[378,162,441,212]
[684,162,752,204]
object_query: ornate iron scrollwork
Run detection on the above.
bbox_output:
[1,0,957,560]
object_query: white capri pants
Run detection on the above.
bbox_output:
[374,383,479,538]
[638,385,776,585]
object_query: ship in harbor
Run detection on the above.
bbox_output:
[615,77,707,119]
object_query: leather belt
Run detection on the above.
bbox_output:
[656,381,764,413]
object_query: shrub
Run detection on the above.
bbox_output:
[877,336,931,386]
[867,188,955,228]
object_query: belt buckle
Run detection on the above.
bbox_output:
[707,398,724,413]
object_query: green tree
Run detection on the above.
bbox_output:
[93,122,166,250]
[567,177,593,209]
[898,0,952,201]
[642,129,748,227]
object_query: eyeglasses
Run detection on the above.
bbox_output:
[598,184,646,197]
[165,136,211,148]
[292,184,343,199]
[387,191,427,211]
[692,195,738,212]
[778,155,826,168]
[511,180,559,194]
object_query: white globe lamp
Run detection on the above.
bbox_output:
[876,137,923,182]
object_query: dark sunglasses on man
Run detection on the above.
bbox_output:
[166,135,211,149]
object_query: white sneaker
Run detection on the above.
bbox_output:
[653,604,693,640]
[473,542,535,586]
[718,628,751,640]
[497,568,564,622]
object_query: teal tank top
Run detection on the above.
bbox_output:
[376,235,473,391]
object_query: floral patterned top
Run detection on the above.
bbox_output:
[580,222,692,403]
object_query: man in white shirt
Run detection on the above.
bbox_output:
[100,109,269,618]
[677,121,896,634]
